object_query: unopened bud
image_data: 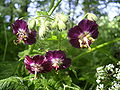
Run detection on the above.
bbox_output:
[58,20,66,30]
[87,13,97,21]
[28,19,36,29]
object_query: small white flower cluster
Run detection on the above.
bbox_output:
[108,81,120,90]
[96,61,120,90]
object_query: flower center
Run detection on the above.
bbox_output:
[30,63,44,72]
[78,32,95,48]
[51,58,63,70]
[16,29,28,42]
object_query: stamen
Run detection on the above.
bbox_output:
[13,40,18,45]
[78,32,94,49]
[78,39,83,48]
[30,63,44,72]
[83,37,91,49]
[51,58,62,70]
[16,29,28,42]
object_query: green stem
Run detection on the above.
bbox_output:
[34,70,37,79]
[82,13,88,20]
[2,24,8,61]
[48,0,55,12]
[48,0,62,15]
[58,30,62,50]
[73,38,120,60]
[84,82,88,90]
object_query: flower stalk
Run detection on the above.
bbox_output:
[34,70,37,79]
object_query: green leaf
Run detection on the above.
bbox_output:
[18,50,29,61]
[0,61,18,79]
[0,77,28,90]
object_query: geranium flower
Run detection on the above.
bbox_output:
[12,19,36,45]
[68,19,99,48]
[45,50,71,70]
[24,55,52,74]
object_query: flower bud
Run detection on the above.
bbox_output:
[58,20,66,30]
[28,19,36,29]
[87,13,97,21]
[51,20,58,28]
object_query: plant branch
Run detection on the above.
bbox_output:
[48,0,55,12]
[48,0,62,15]
[2,24,8,61]
[73,38,120,60]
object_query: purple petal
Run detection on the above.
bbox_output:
[59,58,71,69]
[24,55,33,65]
[89,23,98,32]
[53,50,66,59]
[25,64,34,74]
[91,29,99,39]
[45,50,66,60]
[40,61,52,73]
[24,30,36,45]
[69,39,80,48]
[12,19,28,34]
[32,55,44,64]
[68,26,82,39]
[78,19,98,32]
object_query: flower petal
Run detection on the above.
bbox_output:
[68,26,82,39]
[45,50,66,60]
[91,29,99,39]
[40,61,52,73]
[59,58,71,69]
[69,39,80,48]
[24,55,33,65]
[78,19,97,32]
[32,55,44,64]
[12,19,28,34]
[25,64,35,74]
[24,30,36,45]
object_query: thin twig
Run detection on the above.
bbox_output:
[48,0,62,16]
[2,24,8,61]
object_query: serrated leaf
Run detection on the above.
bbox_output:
[0,77,28,90]
[0,61,18,79]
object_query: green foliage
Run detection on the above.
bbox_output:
[0,61,19,80]
[0,76,28,90]
[0,0,120,90]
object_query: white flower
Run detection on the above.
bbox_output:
[105,64,114,72]
[116,73,120,80]
[110,81,120,90]
[96,79,101,84]
[96,66,104,72]
[117,61,120,65]
[96,84,104,90]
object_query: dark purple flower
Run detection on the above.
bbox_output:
[45,50,71,70]
[24,55,52,74]
[68,19,99,48]
[12,19,36,45]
